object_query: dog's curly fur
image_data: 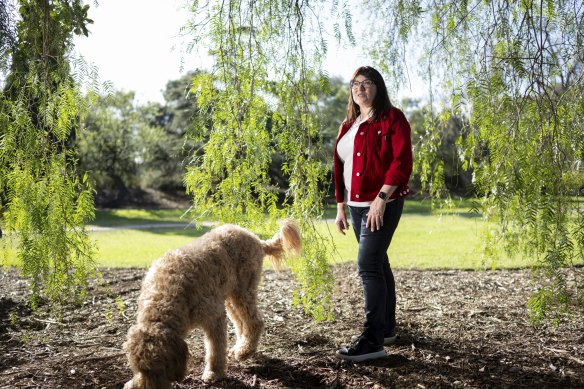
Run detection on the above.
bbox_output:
[123,220,301,389]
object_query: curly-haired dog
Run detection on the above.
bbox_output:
[123,220,301,389]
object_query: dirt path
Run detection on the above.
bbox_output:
[1,264,582,388]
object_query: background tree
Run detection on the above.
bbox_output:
[270,75,350,198]
[317,76,351,154]
[77,91,139,206]
[135,101,189,195]
[77,77,199,206]
[0,0,95,307]
[402,97,473,198]
[0,0,17,73]
[161,71,200,138]
[153,72,203,193]
[365,0,583,321]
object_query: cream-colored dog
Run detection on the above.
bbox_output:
[123,220,301,389]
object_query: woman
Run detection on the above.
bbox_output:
[334,66,413,362]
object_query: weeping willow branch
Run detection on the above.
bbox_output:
[366,0,584,324]
[183,0,354,320]
[0,0,96,308]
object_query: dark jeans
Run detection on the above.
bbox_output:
[349,199,404,346]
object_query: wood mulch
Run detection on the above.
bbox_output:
[1,263,583,388]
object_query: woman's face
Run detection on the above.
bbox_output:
[351,73,377,110]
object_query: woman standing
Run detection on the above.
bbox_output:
[334,66,413,362]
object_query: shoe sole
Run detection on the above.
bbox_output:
[384,335,398,345]
[335,349,386,362]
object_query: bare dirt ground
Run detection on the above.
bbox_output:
[1,264,583,389]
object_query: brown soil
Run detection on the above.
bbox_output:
[1,264,583,389]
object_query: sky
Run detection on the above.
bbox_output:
[73,0,372,104]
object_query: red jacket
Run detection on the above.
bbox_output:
[334,107,413,203]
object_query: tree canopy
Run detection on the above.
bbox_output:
[1,0,581,321]
[0,0,95,307]
[0,0,17,73]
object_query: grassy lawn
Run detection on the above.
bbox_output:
[320,197,479,219]
[319,214,529,270]
[92,226,210,267]
[84,199,539,269]
[92,208,194,227]
[4,199,563,270]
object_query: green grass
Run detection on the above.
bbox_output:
[87,200,535,270]
[5,200,570,270]
[317,198,530,270]
[92,226,212,268]
[318,213,530,270]
[81,208,202,268]
[92,208,193,227]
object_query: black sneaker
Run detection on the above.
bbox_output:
[383,329,398,345]
[336,336,386,362]
[351,329,398,346]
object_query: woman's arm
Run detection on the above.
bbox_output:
[335,202,350,235]
[384,110,413,188]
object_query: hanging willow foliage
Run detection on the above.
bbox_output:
[366,0,584,323]
[0,0,96,308]
[183,0,354,321]
[0,0,17,73]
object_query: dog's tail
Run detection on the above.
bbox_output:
[262,219,301,270]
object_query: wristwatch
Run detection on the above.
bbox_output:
[377,191,388,200]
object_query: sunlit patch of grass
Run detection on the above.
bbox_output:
[92,208,194,227]
[316,213,532,270]
[92,226,210,268]
[85,201,541,270]
[0,237,18,267]
[6,199,573,270]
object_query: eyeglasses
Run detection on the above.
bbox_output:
[350,79,375,89]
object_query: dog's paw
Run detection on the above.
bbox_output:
[229,346,254,361]
[123,374,165,389]
[202,369,225,383]
[123,378,137,389]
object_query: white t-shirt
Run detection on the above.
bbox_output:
[336,114,371,207]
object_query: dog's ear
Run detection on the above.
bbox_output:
[165,332,190,381]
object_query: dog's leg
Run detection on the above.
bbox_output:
[226,293,265,360]
[201,312,228,383]
[226,299,244,340]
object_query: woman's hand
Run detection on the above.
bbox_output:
[335,203,350,235]
[366,196,386,232]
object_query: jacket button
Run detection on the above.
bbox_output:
[356,194,360,198]
[377,130,381,134]
[356,172,360,176]
[356,152,361,156]
[359,132,364,135]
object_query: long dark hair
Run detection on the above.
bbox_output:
[344,66,393,123]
